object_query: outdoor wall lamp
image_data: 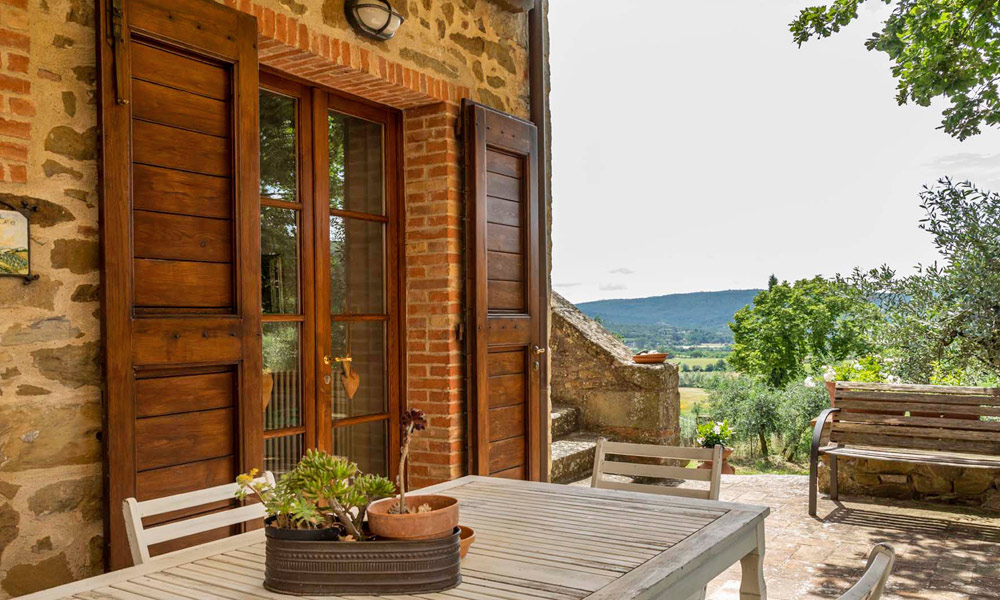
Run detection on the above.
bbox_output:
[345,0,404,41]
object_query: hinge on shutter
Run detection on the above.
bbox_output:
[107,0,129,105]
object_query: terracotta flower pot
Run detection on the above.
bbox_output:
[458,525,475,559]
[697,447,736,475]
[367,495,459,540]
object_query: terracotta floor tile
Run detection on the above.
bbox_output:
[689,474,1000,600]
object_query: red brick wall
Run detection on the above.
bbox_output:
[0,0,30,183]
[401,103,466,489]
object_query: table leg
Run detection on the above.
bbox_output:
[739,521,766,600]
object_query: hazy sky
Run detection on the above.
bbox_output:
[549,0,1000,304]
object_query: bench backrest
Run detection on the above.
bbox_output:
[830,382,1000,456]
[591,438,723,500]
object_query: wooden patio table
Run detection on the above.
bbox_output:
[22,476,770,600]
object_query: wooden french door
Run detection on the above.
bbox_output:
[98,0,261,570]
[465,101,546,480]
[258,72,402,481]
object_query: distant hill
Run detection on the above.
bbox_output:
[576,289,761,345]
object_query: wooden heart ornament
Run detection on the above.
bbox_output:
[342,361,361,400]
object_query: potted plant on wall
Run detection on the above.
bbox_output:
[235,447,462,595]
[696,420,736,475]
[367,408,461,540]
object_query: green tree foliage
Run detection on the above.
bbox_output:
[854,178,1000,380]
[729,276,874,388]
[708,377,829,460]
[791,0,1000,140]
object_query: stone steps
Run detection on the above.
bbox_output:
[551,404,580,440]
[550,431,600,484]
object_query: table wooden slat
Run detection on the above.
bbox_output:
[23,476,769,600]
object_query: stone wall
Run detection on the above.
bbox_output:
[550,292,680,445]
[819,455,1000,511]
[0,0,103,596]
[0,0,538,596]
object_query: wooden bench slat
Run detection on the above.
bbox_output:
[830,431,1000,456]
[831,421,1000,442]
[821,445,1000,468]
[834,412,1000,432]
[834,399,1000,417]
[836,382,997,395]
[835,390,1000,406]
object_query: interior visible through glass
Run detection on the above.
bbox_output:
[333,420,387,477]
[260,90,297,203]
[329,111,384,215]
[331,320,386,420]
[261,206,299,314]
[262,322,302,431]
[329,216,385,315]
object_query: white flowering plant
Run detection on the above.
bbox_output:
[695,420,734,449]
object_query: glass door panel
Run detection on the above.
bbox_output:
[329,216,385,314]
[259,85,309,475]
[328,106,391,477]
[332,320,386,419]
[256,74,397,481]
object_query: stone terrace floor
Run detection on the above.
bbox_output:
[572,474,1000,599]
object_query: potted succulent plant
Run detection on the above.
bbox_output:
[367,409,460,540]
[696,420,736,475]
[235,448,461,595]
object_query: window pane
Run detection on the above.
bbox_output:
[263,322,301,429]
[334,420,387,477]
[265,433,303,477]
[329,111,384,215]
[260,90,297,202]
[332,320,386,419]
[261,206,299,314]
[330,216,385,314]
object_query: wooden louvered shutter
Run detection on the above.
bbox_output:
[464,101,545,481]
[98,0,261,569]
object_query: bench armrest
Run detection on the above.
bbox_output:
[811,407,841,462]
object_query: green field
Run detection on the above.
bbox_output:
[678,386,709,414]
[670,357,726,369]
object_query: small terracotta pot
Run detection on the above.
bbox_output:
[697,447,736,475]
[367,495,459,540]
[458,525,475,559]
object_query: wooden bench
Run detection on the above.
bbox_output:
[809,381,1000,516]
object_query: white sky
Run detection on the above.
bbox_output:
[549,0,1000,304]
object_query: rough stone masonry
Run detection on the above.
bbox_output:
[0,0,538,596]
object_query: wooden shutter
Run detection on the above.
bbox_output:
[465,101,545,481]
[98,0,261,569]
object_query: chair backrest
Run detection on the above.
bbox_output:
[122,471,274,565]
[591,439,723,500]
[831,381,1000,456]
[837,543,896,600]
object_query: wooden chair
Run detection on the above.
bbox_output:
[122,471,274,565]
[835,543,896,600]
[591,438,724,501]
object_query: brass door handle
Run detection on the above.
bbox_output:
[533,346,547,355]
[323,354,332,365]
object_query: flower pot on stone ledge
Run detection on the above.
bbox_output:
[697,447,736,475]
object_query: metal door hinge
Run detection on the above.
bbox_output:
[108,0,129,105]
